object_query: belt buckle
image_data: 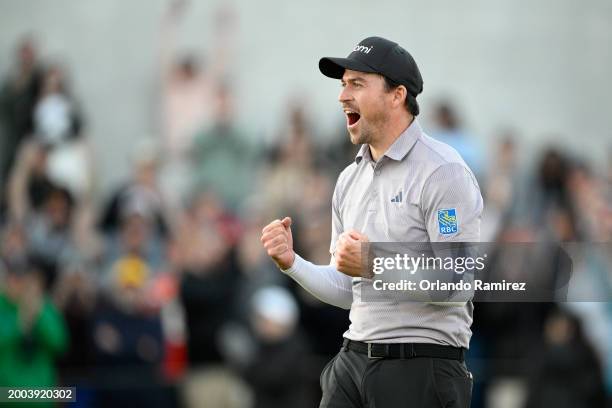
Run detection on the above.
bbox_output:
[367,343,383,359]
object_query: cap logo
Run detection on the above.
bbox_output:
[353,44,373,54]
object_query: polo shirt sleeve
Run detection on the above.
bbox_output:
[329,171,345,255]
[421,162,483,242]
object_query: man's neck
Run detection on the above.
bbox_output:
[369,115,414,162]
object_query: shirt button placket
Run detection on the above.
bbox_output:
[374,160,383,176]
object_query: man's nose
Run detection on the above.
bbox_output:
[338,86,352,104]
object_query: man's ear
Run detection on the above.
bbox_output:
[393,85,408,108]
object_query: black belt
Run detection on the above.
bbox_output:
[342,339,465,361]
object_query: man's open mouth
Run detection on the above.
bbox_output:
[345,110,361,127]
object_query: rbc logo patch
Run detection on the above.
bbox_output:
[437,208,458,235]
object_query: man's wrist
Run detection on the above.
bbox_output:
[279,252,298,274]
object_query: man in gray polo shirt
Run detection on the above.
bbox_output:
[261,36,482,407]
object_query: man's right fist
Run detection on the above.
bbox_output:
[261,217,295,270]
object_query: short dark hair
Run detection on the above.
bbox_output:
[382,76,419,116]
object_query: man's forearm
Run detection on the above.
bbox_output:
[281,254,353,310]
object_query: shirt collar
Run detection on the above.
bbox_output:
[354,118,422,164]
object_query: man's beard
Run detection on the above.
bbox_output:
[350,125,372,145]
[349,109,387,145]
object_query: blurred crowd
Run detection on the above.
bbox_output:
[0,2,611,408]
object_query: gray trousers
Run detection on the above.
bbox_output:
[320,346,473,407]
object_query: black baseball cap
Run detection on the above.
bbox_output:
[319,36,423,99]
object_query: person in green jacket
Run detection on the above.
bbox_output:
[0,254,68,407]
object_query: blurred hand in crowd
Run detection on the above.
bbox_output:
[7,140,50,221]
[18,272,44,331]
[0,223,27,260]
[53,262,96,312]
[4,268,44,332]
[174,192,231,274]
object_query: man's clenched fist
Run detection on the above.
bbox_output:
[261,217,295,270]
[334,230,371,278]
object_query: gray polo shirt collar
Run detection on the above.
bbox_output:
[355,118,422,165]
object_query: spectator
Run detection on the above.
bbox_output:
[175,192,241,365]
[98,139,171,237]
[93,207,172,404]
[53,258,97,385]
[191,84,258,212]
[158,0,237,209]
[102,210,166,279]
[525,309,607,408]
[0,36,43,206]
[566,161,611,242]
[0,222,28,263]
[481,134,520,240]
[242,286,311,408]
[158,0,235,159]
[0,253,68,399]
[92,246,168,406]
[32,64,83,147]
[259,103,318,219]
[7,141,80,287]
[27,186,78,289]
[32,63,92,200]
[529,148,573,223]
[430,101,484,178]
[7,140,57,222]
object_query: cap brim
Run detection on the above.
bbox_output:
[319,57,378,79]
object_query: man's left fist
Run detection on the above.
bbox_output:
[334,230,371,278]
